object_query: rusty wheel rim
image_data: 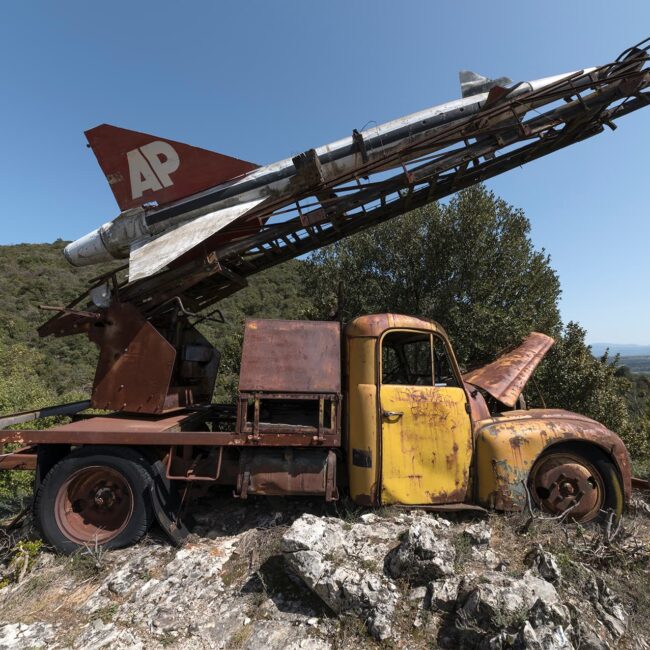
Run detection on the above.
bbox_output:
[54,466,134,545]
[529,452,604,522]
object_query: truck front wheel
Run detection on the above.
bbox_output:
[528,444,623,524]
[35,446,154,554]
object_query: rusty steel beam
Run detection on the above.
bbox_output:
[0,400,91,430]
[0,446,37,471]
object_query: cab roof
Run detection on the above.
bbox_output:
[345,313,448,338]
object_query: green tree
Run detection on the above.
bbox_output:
[0,342,89,512]
[303,184,561,366]
[302,185,642,448]
[0,343,55,415]
[529,323,641,448]
[0,343,54,512]
[617,369,650,473]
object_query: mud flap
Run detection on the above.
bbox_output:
[149,459,189,547]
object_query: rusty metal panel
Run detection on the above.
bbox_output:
[463,332,554,408]
[235,448,338,500]
[0,446,37,471]
[237,392,341,444]
[0,408,338,448]
[239,319,341,393]
[632,477,650,491]
[463,381,491,423]
[90,303,177,413]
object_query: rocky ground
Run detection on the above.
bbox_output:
[0,490,649,649]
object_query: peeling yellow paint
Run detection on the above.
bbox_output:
[380,385,471,504]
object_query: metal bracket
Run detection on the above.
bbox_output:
[352,129,369,163]
[292,148,324,188]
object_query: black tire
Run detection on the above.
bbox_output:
[528,444,623,525]
[34,446,154,554]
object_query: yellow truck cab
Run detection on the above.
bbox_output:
[346,314,630,521]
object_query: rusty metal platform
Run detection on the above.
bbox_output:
[0,407,340,448]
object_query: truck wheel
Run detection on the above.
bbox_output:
[35,446,154,554]
[528,445,623,524]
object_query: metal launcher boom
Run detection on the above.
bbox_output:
[38,40,650,415]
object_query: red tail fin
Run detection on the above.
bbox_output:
[85,124,259,211]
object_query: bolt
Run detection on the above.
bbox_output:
[560,480,575,496]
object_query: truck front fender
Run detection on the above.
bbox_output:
[473,409,631,511]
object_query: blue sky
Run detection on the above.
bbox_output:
[1,1,648,344]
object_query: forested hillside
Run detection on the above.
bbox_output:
[0,241,310,401]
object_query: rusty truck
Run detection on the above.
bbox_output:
[0,308,631,553]
[2,40,650,552]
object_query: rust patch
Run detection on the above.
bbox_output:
[477,408,633,508]
[239,319,341,393]
[463,332,554,407]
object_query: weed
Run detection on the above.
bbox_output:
[335,613,371,647]
[632,457,650,480]
[358,557,380,573]
[0,538,43,586]
[220,553,250,588]
[66,546,107,580]
[229,624,252,648]
[335,496,364,523]
[492,605,528,631]
[159,631,177,647]
[452,533,472,571]
[92,603,119,624]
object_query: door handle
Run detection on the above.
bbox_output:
[382,410,404,419]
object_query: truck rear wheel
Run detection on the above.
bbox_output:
[35,446,154,554]
[528,445,623,524]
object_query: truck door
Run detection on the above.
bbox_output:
[379,329,472,505]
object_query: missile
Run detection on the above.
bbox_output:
[65,40,650,284]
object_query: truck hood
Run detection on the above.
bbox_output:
[462,332,554,408]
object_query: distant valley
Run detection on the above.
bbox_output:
[590,342,650,357]
[590,343,650,374]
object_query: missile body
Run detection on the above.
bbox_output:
[64,42,650,285]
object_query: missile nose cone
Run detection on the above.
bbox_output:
[64,227,115,267]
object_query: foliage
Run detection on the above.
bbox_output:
[0,240,310,401]
[0,538,43,588]
[302,185,561,367]
[0,342,54,511]
[615,367,650,458]
[0,339,90,512]
[301,185,649,454]
[527,323,632,434]
[0,343,56,415]
[0,240,120,397]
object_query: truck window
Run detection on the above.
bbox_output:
[381,331,433,386]
[433,336,460,387]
